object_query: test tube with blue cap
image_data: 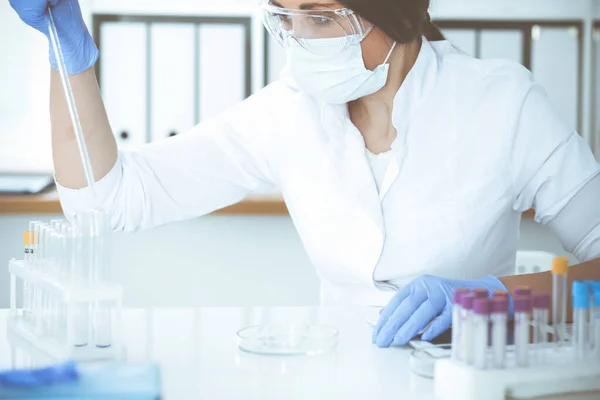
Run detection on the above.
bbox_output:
[592,284,600,360]
[572,281,589,360]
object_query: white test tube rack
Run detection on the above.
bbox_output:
[7,259,124,362]
[434,341,600,400]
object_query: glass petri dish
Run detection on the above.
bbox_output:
[237,324,339,356]
[410,344,452,379]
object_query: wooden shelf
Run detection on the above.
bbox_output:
[0,189,288,216]
[0,189,534,218]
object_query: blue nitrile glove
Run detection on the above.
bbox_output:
[0,360,79,388]
[372,274,508,348]
[8,0,98,74]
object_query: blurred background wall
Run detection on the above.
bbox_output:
[0,0,598,307]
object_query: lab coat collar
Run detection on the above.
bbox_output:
[391,36,439,134]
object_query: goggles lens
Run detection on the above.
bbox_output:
[260,1,368,54]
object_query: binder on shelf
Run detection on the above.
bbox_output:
[100,22,148,148]
[480,29,524,64]
[531,26,580,130]
[150,23,196,142]
[198,24,246,121]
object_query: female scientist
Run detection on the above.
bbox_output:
[10,0,600,348]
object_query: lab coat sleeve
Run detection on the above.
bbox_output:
[511,83,600,260]
[56,89,277,232]
[546,173,600,261]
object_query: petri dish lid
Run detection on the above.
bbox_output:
[237,324,339,356]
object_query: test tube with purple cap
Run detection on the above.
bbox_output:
[473,298,490,369]
[514,296,531,367]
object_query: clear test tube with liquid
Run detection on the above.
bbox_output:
[91,209,112,348]
[72,212,94,347]
[532,294,549,363]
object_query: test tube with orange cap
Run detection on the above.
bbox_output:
[552,256,569,343]
[22,230,33,318]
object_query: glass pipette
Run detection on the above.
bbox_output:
[47,9,96,199]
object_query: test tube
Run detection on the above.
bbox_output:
[593,287,600,360]
[72,212,94,347]
[22,231,33,319]
[36,224,52,335]
[532,294,550,363]
[30,222,42,328]
[473,288,488,299]
[460,294,475,365]
[514,296,531,367]
[572,281,589,360]
[92,209,112,348]
[473,298,490,369]
[551,257,569,343]
[451,289,468,361]
[491,297,508,368]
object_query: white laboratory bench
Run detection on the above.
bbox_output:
[0,307,435,399]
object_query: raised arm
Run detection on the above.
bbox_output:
[10,0,278,231]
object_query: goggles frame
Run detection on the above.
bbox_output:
[258,0,372,53]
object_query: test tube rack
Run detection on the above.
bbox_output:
[7,259,124,362]
[434,343,600,400]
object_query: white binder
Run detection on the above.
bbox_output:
[532,26,580,130]
[150,23,196,141]
[593,28,600,158]
[198,24,246,121]
[480,29,524,64]
[100,22,148,148]
[442,28,477,57]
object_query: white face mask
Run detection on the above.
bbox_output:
[289,35,397,104]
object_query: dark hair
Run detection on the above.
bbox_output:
[339,0,445,43]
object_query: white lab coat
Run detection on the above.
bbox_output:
[57,38,600,306]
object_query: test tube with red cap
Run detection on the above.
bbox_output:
[491,297,508,368]
[473,298,490,369]
[473,288,488,300]
[451,289,469,362]
[514,296,532,367]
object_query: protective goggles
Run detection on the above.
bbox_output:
[258,0,373,54]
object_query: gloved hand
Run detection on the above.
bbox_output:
[8,0,98,74]
[0,360,78,387]
[372,274,508,348]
